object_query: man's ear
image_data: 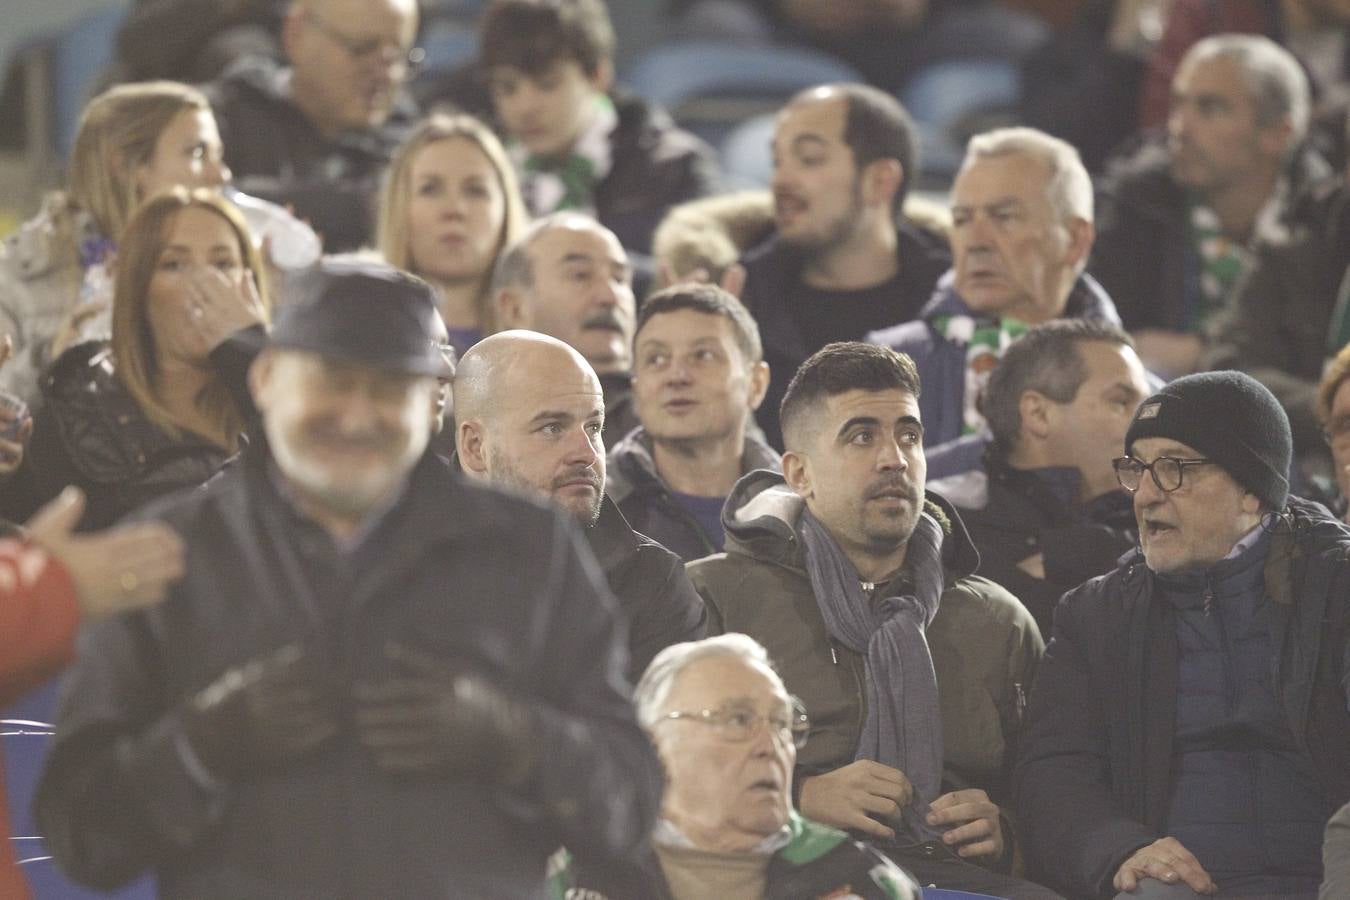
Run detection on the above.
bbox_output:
[247,349,276,413]
[1242,491,1264,517]
[280,4,306,62]
[1063,217,1095,270]
[589,58,614,95]
[862,158,903,212]
[782,450,812,500]
[494,288,528,329]
[457,419,490,477]
[747,361,771,412]
[1019,389,1055,441]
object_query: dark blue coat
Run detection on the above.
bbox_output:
[1013,497,1350,899]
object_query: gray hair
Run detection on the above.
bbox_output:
[1181,34,1310,143]
[961,126,1094,225]
[634,633,785,729]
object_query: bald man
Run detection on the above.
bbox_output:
[204,0,420,250]
[456,331,705,679]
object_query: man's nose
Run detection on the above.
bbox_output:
[876,437,907,471]
[564,428,600,466]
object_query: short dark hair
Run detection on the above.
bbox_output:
[780,342,921,449]
[635,284,763,364]
[786,83,919,215]
[981,320,1133,452]
[479,0,614,78]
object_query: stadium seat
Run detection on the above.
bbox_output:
[619,39,863,146]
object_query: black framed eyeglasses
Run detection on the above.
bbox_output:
[663,696,810,750]
[305,12,424,72]
[1113,455,1214,494]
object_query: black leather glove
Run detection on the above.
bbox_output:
[354,642,535,784]
[183,644,341,778]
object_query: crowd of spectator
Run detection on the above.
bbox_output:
[1,0,1349,898]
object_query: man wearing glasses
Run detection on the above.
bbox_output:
[205,0,421,250]
[551,633,920,899]
[1016,371,1350,900]
[687,343,1058,899]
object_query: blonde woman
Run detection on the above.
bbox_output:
[2,189,267,531]
[0,81,231,409]
[377,113,528,358]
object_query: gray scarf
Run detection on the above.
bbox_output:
[799,506,946,841]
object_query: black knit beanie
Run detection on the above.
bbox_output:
[1124,371,1291,511]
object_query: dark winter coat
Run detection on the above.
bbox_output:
[1014,497,1350,899]
[35,448,661,898]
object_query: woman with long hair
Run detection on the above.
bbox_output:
[0,81,231,408]
[376,113,528,358]
[2,189,268,530]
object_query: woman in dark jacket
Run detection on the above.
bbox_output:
[1,188,268,530]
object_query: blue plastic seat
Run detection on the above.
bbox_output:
[900,58,1022,180]
[49,7,126,159]
[718,111,777,189]
[621,39,863,146]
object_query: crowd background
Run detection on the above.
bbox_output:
[0,0,1348,898]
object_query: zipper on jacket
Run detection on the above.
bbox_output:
[829,643,838,665]
[1203,587,1214,616]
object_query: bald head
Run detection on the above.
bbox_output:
[455,330,608,524]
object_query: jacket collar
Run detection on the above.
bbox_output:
[584,494,642,574]
[918,269,1122,327]
[606,426,781,504]
[721,469,981,582]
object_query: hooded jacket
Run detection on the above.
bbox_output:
[686,469,1044,809]
[606,426,781,562]
[1014,497,1350,899]
[865,270,1122,477]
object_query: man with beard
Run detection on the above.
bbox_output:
[687,343,1057,899]
[35,260,661,897]
[455,330,705,680]
[738,83,951,449]
[1091,34,1325,379]
[493,212,642,446]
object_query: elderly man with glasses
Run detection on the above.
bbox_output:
[204,0,421,250]
[1016,371,1350,900]
[550,633,920,899]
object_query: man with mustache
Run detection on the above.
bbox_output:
[687,342,1057,899]
[1090,34,1324,380]
[738,82,951,450]
[1016,371,1350,900]
[204,0,420,250]
[493,212,642,446]
[36,261,661,896]
[868,126,1123,480]
[455,330,706,681]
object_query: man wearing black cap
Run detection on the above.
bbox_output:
[1015,371,1350,900]
[35,259,661,898]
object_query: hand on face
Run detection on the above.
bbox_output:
[180,264,266,355]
